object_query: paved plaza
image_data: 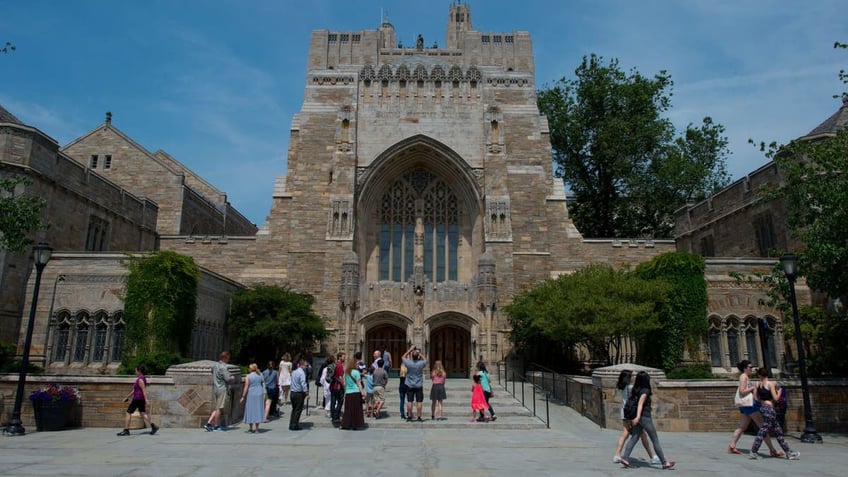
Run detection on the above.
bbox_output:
[0,379,844,476]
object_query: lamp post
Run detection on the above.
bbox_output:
[4,242,52,436]
[779,253,822,443]
[758,317,771,378]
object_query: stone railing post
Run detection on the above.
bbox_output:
[165,360,243,428]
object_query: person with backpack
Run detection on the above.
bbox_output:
[619,371,675,469]
[612,370,658,465]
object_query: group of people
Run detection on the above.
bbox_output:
[728,360,799,460]
[609,360,801,470]
[108,344,505,437]
[188,346,500,434]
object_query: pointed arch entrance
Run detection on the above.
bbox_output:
[429,325,471,378]
[364,324,405,373]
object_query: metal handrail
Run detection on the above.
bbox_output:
[497,360,551,429]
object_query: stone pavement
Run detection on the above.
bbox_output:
[0,379,845,476]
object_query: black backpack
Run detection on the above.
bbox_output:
[623,393,640,420]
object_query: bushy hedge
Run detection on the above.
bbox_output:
[118,352,187,375]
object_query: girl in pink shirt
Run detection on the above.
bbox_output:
[430,360,447,420]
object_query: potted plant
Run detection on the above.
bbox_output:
[28,384,80,431]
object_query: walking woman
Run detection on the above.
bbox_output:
[613,370,659,464]
[750,368,800,460]
[340,357,366,430]
[475,362,496,421]
[430,360,447,420]
[240,363,265,433]
[278,353,293,405]
[727,360,779,456]
[619,371,674,469]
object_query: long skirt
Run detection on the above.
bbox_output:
[340,392,365,429]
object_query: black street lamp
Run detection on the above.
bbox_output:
[779,253,823,444]
[3,242,52,436]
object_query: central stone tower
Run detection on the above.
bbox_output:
[162,3,671,376]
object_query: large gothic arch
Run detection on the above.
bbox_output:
[355,135,484,286]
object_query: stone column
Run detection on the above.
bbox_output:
[164,360,243,428]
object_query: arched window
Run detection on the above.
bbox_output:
[708,317,722,367]
[111,313,125,363]
[743,318,759,366]
[379,168,459,282]
[92,312,109,362]
[53,312,71,363]
[73,313,90,363]
[726,318,740,366]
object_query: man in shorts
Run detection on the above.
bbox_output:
[401,345,427,421]
[371,358,388,418]
[204,351,234,431]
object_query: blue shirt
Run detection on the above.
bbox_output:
[365,374,374,393]
[479,370,491,392]
[290,367,308,393]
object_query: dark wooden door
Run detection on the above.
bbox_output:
[429,325,470,378]
[365,324,406,374]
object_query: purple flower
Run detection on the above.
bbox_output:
[28,384,80,402]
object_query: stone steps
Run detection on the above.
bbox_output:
[279,379,548,430]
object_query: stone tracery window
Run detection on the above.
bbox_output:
[73,312,90,362]
[48,310,125,366]
[379,169,459,283]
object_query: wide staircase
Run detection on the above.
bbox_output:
[292,378,547,429]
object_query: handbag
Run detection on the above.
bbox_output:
[734,388,754,407]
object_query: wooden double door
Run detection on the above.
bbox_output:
[365,324,470,377]
[429,325,470,378]
[365,325,405,374]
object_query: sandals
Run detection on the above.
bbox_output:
[770,450,786,458]
[619,459,631,468]
[727,446,743,455]
[662,461,675,470]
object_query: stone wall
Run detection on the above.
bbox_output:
[532,365,848,433]
[17,253,243,373]
[1,121,157,342]
[674,160,803,257]
[0,361,243,430]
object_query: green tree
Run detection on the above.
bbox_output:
[227,284,329,365]
[635,252,708,370]
[504,263,668,368]
[122,251,200,360]
[0,175,47,252]
[538,54,730,238]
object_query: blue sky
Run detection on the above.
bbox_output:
[1,1,844,226]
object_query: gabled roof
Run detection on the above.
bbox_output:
[801,96,848,141]
[61,113,182,177]
[0,104,24,125]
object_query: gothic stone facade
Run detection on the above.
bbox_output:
[0,106,158,342]
[10,4,812,377]
[159,4,675,376]
[61,114,258,237]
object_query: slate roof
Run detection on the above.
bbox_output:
[0,104,24,125]
[802,96,848,140]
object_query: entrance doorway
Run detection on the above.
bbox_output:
[365,324,405,374]
[429,325,470,378]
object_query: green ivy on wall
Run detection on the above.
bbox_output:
[122,251,200,363]
[635,252,708,370]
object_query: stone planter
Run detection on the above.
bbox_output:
[32,399,74,432]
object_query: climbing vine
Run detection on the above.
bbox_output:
[122,251,199,363]
[635,252,707,370]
